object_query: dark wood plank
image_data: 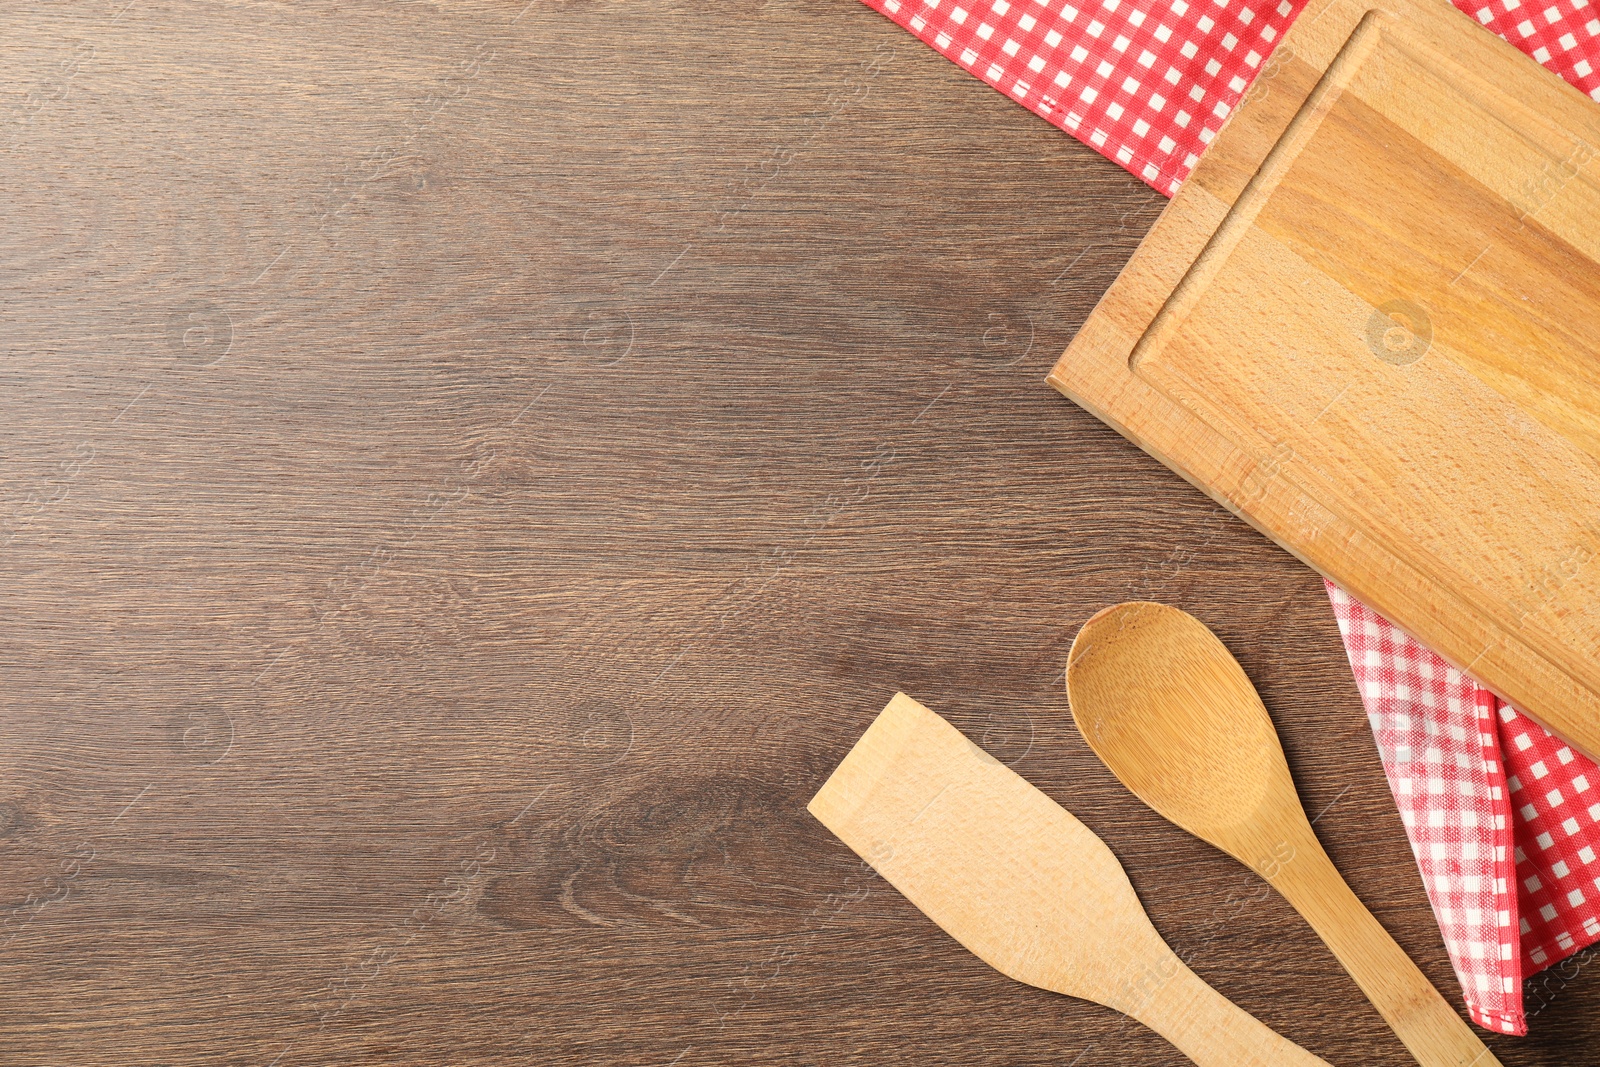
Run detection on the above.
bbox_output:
[0,0,1591,1063]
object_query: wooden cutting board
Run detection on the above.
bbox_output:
[1049,0,1600,759]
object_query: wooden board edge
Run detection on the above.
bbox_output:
[1053,342,1600,760]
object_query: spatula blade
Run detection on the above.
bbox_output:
[808,692,1166,1006]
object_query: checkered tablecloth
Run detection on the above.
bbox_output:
[1327,584,1600,1032]
[865,0,1600,193]
[857,0,1600,1033]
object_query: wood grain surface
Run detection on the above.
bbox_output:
[0,1,1592,1064]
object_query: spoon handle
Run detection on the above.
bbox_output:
[1119,947,1334,1067]
[1271,830,1504,1067]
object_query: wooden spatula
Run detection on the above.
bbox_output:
[808,692,1334,1067]
[1066,602,1504,1067]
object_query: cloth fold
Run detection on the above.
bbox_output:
[858,0,1600,1030]
[1327,584,1524,1031]
[1328,583,1600,1032]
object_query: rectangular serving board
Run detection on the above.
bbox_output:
[1048,0,1600,758]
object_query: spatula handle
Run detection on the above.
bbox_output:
[1120,948,1333,1067]
[1272,831,1504,1067]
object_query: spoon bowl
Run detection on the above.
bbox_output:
[1069,601,1286,853]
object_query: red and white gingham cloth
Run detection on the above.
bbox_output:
[858,0,1600,1033]
[1327,584,1600,1032]
[864,0,1600,195]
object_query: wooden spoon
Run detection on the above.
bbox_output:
[809,692,1333,1067]
[1066,602,1503,1067]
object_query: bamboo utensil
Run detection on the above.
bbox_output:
[809,692,1334,1067]
[1066,602,1503,1067]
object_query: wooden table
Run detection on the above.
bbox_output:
[1,2,1591,1063]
